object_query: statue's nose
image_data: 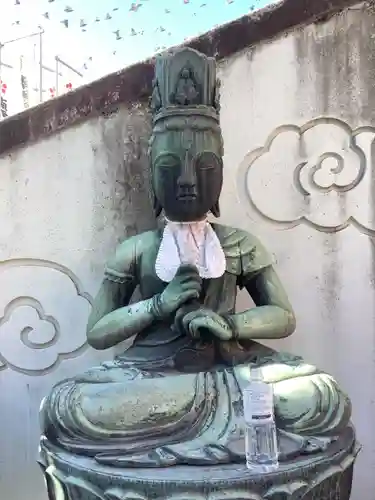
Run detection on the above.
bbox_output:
[177,171,196,189]
[177,151,197,197]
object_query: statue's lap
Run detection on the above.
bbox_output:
[40,346,355,495]
[75,370,201,432]
[43,344,350,441]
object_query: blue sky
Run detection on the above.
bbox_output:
[1,0,273,78]
[0,1,278,120]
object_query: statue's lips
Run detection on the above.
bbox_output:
[176,194,197,201]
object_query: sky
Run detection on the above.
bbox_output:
[0,0,274,106]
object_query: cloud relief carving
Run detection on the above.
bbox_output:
[0,259,93,374]
[237,118,375,233]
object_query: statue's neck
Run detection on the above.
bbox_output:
[164,216,208,226]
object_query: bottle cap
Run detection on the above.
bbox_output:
[251,367,263,381]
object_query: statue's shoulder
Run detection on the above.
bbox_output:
[105,230,160,281]
[212,223,273,277]
[213,223,264,250]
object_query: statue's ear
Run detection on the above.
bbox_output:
[211,200,220,218]
[153,196,162,218]
[149,155,162,218]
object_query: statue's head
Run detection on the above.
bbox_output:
[149,48,223,222]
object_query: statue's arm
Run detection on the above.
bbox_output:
[227,265,296,341]
[86,237,158,351]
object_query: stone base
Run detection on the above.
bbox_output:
[39,426,359,500]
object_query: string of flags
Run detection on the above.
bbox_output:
[0,0,262,115]
[9,0,258,37]
[5,0,262,70]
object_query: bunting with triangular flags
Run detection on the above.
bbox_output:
[0,0,264,117]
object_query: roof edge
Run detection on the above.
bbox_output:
[0,0,361,157]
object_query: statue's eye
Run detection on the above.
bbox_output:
[195,152,222,170]
[155,154,180,169]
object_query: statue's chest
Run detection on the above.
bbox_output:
[137,244,165,297]
[138,250,237,313]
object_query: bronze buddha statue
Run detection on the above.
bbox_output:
[40,47,352,471]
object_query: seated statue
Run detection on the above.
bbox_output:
[40,47,352,468]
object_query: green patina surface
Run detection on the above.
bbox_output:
[40,47,352,469]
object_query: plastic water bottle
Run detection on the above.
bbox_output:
[243,367,278,472]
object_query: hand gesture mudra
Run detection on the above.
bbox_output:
[152,264,202,319]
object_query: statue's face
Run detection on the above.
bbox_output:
[151,121,223,222]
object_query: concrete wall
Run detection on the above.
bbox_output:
[219,6,375,499]
[0,106,155,499]
[0,2,374,499]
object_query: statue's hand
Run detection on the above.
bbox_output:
[180,308,233,341]
[155,264,202,319]
[173,302,201,335]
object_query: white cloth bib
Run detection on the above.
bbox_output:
[155,219,226,283]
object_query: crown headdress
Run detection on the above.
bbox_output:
[150,47,220,124]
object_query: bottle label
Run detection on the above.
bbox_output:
[243,382,274,419]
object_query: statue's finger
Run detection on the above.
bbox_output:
[180,281,201,293]
[188,317,211,338]
[179,274,202,288]
[174,303,193,326]
[178,290,199,306]
[173,308,185,332]
[182,310,198,332]
[175,263,200,277]
[188,319,201,339]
